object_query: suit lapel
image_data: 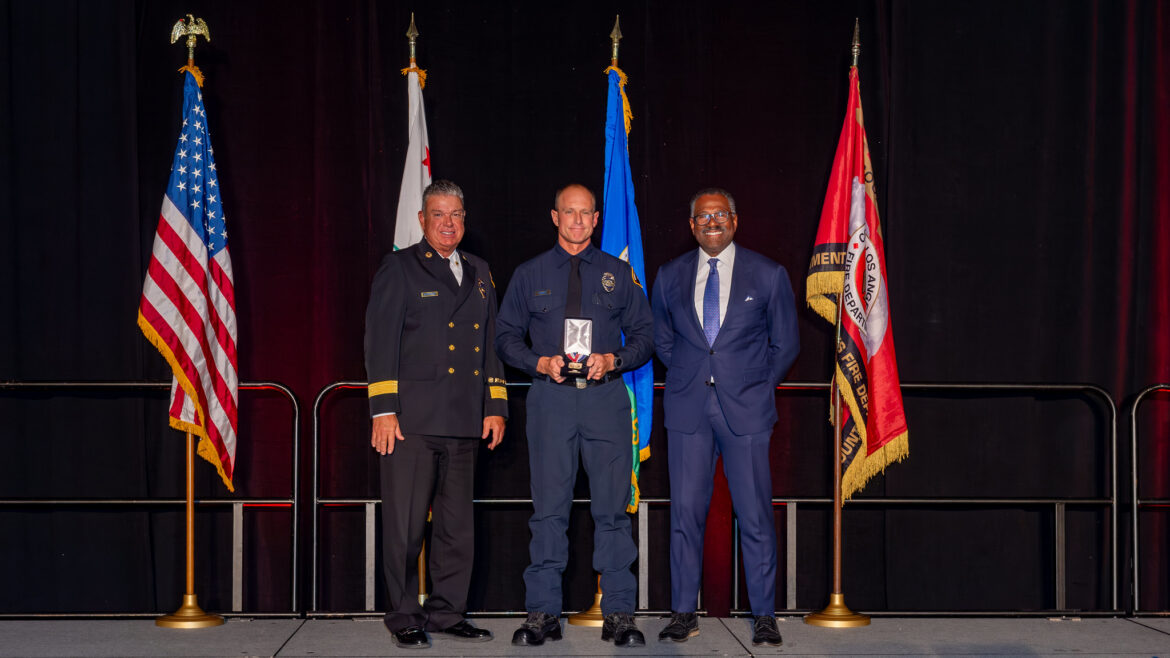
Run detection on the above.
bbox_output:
[452,252,475,310]
[416,241,460,293]
[683,251,706,341]
[716,253,749,347]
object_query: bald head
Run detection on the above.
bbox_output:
[553,184,596,212]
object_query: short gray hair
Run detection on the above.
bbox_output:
[423,179,464,206]
[689,187,736,217]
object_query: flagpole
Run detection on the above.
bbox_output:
[569,14,623,629]
[402,12,431,605]
[805,18,870,629]
[155,20,222,629]
[156,431,223,628]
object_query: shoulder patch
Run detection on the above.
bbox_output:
[631,269,643,289]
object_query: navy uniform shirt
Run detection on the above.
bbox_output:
[495,243,653,377]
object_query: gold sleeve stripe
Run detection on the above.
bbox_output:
[489,385,508,400]
[368,380,399,397]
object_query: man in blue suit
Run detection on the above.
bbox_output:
[650,188,799,647]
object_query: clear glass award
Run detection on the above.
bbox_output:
[561,317,593,386]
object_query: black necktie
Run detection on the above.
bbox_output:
[565,256,582,318]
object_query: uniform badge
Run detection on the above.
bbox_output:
[420,291,439,298]
[601,272,616,293]
[477,278,486,299]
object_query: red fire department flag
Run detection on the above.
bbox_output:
[806,65,908,499]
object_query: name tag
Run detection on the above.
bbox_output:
[420,291,439,298]
[534,289,552,297]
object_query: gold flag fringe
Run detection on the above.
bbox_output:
[604,66,633,135]
[400,65,427,89]
[805,270,842,324]
[841,430,908,500]
[138,311,235,492]
[833,360,908,500]
[177,64,204,88]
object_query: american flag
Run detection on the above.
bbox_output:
[138,71,238,491]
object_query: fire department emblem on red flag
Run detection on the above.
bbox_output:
[807,66,908,499]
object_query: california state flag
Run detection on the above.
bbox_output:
[393,67,431,250]
[806,65,909,499]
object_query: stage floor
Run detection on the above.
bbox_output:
[1,616,1169,657]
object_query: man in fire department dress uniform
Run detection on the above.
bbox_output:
[496,184,654,648]
[365,180,508,649]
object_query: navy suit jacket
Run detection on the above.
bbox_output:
[651,245,799,435]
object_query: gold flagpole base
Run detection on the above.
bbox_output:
[804,593,870,628]
[568,576,605,627]
[156,594,224,628]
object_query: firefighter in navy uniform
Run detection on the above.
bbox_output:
[496,184,654,648]
[365,180,507,649]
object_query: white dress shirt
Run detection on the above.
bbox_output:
[693,241,736,330]
[450,251,463,285]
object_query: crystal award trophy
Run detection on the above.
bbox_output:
[561,317,593,388]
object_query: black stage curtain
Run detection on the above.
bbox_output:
[1,0,1167,615]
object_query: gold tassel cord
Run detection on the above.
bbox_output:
[177,64,205,88]
[603,66,633,135]
[400,65,427,89]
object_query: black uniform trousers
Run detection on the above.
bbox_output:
[379,432,478,632]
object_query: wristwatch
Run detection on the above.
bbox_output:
[612,354,623,371]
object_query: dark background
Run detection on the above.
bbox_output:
[1,0,1168,616]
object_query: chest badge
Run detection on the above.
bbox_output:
[601,272,616,293]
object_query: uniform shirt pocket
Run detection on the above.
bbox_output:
[528,292,563,314]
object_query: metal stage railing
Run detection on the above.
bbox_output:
[312,380,1117,616]
[1130,383,1170,615]
[0,380,300,617]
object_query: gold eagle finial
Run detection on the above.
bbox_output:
[170,14,211,65]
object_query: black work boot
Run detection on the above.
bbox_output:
[601,612,646,647]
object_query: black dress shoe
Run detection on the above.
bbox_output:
[658,611,699,642]
[437,619,492,642]
[751,615,783,646]
[511,611,561,646]
[601,612,646,647]
[392,625,430,649]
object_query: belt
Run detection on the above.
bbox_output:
[546,371,621,388]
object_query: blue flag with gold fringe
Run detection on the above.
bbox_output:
[600,65,652,513]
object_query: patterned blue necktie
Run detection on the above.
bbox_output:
[703,257,720,346]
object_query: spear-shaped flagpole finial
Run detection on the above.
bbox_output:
[610,15,622,66]
[851,17,860,67]
[406,12,420,65]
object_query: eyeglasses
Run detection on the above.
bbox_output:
[428,210,467,222]
[691,211,733,225]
